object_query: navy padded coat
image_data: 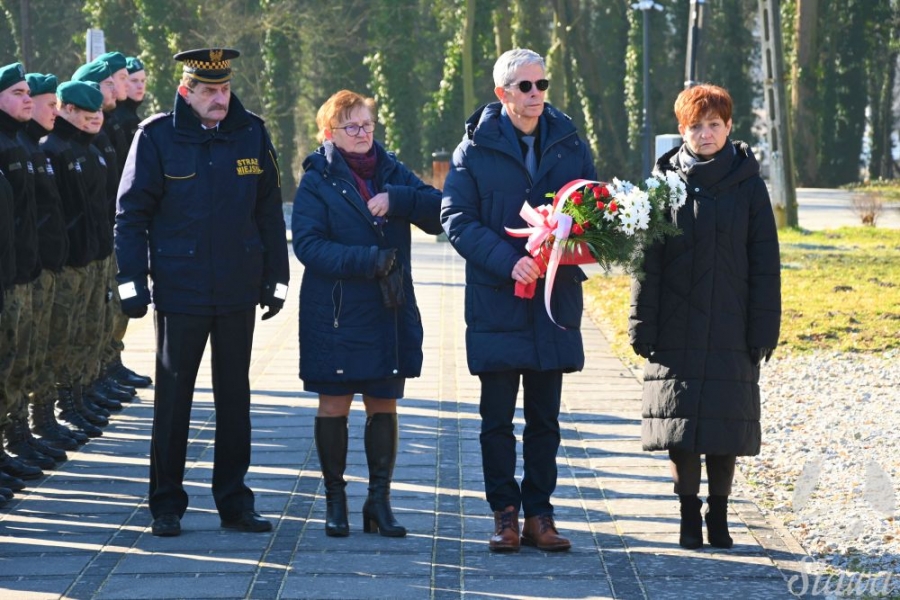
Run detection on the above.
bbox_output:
[441,102,597,374]
[291,141,442,384]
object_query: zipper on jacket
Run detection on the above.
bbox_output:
[332,280,343,328]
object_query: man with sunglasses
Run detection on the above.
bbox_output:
[115,47,289,537]
[441,48,597,553]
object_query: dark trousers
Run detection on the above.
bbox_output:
[149,309,256,520]
[478,369,563,517]
[669,449,736,497]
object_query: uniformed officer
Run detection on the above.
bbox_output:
[0,161,19,506]
[115,47,289,537]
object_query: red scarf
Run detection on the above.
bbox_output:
[337,146,377,202]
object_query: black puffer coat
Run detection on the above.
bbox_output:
[629,141,781,456]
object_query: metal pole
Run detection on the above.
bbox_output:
[642,8,652,179]
[684,0,705,88]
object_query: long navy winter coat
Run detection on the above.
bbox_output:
[629,141,781,456]
[291,141,442,385]
[441,102,597,374]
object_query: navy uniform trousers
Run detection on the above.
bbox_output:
[149,308,256,521]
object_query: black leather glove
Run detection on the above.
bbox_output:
[375,248,397,278]
[379,263,405,308]
[632,343,655,359]
[118,280,150,319]
[260,282,286,320]
[750,347,773,365]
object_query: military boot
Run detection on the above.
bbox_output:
[57,386,103,438]
[73,383,110,426]
[4,418,56,469]
[30,400,79,450]
[0,428,45,478]
[96,377,132,402]
[84,382,121,413]
[13,412,68,462]
[109,357,152,388]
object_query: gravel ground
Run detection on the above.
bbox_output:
[736,350,900,596]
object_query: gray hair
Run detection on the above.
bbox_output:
[492,48,545,88]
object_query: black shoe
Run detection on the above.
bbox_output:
[678,495,703,549]
[0,486,13,500]
[220,510,272,532]
[151,514,181,537]
[111,360,152,388]
[85,384,122,412]
[27,435,67,462]
[98,377,133,402]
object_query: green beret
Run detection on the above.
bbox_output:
[0,62,26,93]
[72,60,112,84]
[126,57,145,74]
[57,81,103,112]
[25,73,58,96]
[97,51,127,74]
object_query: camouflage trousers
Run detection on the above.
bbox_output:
[82,257,111,385]
[0,283,34,426]
[102,253,129,366]
[48,266,88,387]
[27,269,57,407]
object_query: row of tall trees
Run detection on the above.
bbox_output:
[1,0,897,198]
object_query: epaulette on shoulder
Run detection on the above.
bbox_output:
[246,110,266,125]
[138,112,172,130]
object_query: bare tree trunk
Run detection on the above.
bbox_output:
[462,0,476,114]
[791,0,818,186]
[18,0,29,68]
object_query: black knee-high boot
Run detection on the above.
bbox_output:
[678,494,703,549]
[362,413,406,537]
[705,495,734,548]
[315,416,349,537]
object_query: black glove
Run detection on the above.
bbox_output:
[260,282,286,320]
[374,248,397,278]
[118,280,150,319]
[749,347,773,365]
[632,343,655,359]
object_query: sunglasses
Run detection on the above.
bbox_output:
[507,79,549,93]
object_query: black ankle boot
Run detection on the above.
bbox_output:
[361,413,406,537]
[678,495,703,549]
[315,416,349,537]
[705,495,734,548]
[30,400,79,450]
[57,386,103,438]
[3,418,56,470]
[73,383,109,426]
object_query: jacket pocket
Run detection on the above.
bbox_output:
[549,267,587,329]
[466,282,529,332]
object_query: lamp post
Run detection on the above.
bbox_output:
[632,1,663,180]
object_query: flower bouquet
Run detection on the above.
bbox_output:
[505,171,687,326]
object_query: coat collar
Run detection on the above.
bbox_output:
[171,90,251,139]
[464,101,574,153]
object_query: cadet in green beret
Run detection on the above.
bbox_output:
[72,60,137,413]
[19,73,82,454]
[113,57,146,143]
[0,62,57,481]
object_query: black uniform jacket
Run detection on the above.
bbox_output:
[0,109,39,283]
[115,91,289,315]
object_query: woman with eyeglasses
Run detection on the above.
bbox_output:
[291,90,442,538]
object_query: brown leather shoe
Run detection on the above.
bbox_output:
[489,506,520,552]
[521,514,571,551]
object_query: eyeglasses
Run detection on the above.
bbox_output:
[333,122,376,136]
[506,79,549,93]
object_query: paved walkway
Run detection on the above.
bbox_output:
[1,233,811,599]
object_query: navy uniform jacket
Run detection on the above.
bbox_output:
[115,91,289,315]
[0,109,39,284]
[19,121,69,272]
[0,168,14,297]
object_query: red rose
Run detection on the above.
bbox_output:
[571,223,584,236]
[599,186,611,198]
[609,201,618,212]
[581,221,591,230]
[596,201,605,210]
[571,191,583,205]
